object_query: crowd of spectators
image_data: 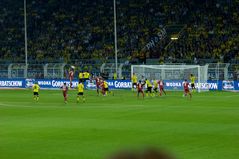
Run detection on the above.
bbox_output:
[165,0,239,64]
[0,0,238,64]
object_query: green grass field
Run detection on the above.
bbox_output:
[0,89,239,159]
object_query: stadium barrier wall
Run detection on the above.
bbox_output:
[0,78,238,91]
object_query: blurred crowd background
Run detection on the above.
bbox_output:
[0,0,239,79]
[0,0,238,63]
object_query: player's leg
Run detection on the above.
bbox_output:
[78,93,85,102]
[97,87,99,96]
[183,90,187,97]
[33,92,36,100]
[69,78,72,88]
[63,92,67,103]
[82,95,85,102]
[36,93,39,101]
[77,93,80,102]
[141,90,144,99]
[149,87,154,97]
[100,88,103,95]
[191,83,195,92]
[105,88,109,95]
[155,88,158,93]
[109,89,114,96]
[162,88,166,95]
[189,91,192,99]
[65,94,68,103]
[193,85,196,92]
[145,89,148,97]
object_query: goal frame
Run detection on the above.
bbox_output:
[131,64,209,92]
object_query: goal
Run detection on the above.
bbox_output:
[131,64,209,92]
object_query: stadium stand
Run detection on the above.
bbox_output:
[0,0,238,79]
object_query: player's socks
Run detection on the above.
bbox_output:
[77,97,79,102]
[36,97,39,101]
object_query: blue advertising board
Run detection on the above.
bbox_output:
[222,80,234,90]
[0,78,238,91]
[0,79,25,88]
[85,80,132,90]
[26,79,79,89]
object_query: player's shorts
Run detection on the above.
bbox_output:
[63,92,67,97]
[138,89,143,93]
[96,85,100,89]
[160,86,164,91]
[153,88,158,92]
[191,83,195,88]
[78,92,84,96]
[33,92,39,96]
[104,88,109,91]
[184,89,189,93]
[79,79,83,83]
[132,83,137,88]
[147,87,152,92]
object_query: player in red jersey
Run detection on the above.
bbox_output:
[158,80,166,96]
[99,79,105,96]
[69,68,74,88]
[137,80,144,99]
[183,79,192,99]
[61,82,69,103]
[95,76,101,96]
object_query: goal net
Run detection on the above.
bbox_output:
[131,65,209,92]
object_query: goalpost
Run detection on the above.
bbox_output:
[131,64,209,92]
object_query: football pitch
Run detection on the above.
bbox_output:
[0,90,239,159]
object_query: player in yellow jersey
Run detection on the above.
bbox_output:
[103,80,109,95]
[145,79,154,97]
[77,82,85,103]
[100,80,114,96]
[131,73,138,91]
[153,80,158,94]
[78,72,83,82]
[190,74,196,92]
[32,82,40,101]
